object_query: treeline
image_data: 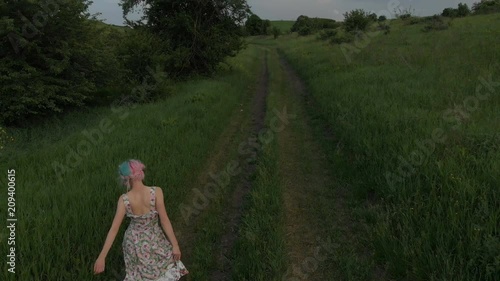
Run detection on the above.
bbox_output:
[0,0,250,126]
[442,0,500,17]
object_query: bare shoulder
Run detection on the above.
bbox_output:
[116,194,126,211]
[155,187,164,196]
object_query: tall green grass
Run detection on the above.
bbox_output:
[275,14,500,280]
[0,45,262,280]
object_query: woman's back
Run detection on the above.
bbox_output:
[125,186,156,216]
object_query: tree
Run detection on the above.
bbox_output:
[291,15,310,32]
[244,14,271,35]
[457,3,471,16]
[442,7,459,17]
[120,0,251,77]
[378,15,387,22]
[245,14,264,35]
[368,13,378,22]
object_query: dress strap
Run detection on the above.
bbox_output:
[122,194,132,214]
[150,186,156,211]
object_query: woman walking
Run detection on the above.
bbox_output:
[94,159,188,280]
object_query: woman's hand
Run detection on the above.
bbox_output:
[172,245,181,261]
[93,257,105,274]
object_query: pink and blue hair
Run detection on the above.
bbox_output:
[118,159,145,189]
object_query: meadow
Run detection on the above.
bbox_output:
[273,13,500,280]
[0,10,499,281]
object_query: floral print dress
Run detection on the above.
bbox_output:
[122,186,188,281]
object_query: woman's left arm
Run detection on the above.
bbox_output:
[155,187,181,260]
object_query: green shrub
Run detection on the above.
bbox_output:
[422,15,450,32]
[377,22,391,35]
[272,26,281,39]
[298,25,312,36]
[317,29,338,40]
[368,13,378,22]
[395,6,416,20]
[291,15,338,34]
[330,31,354,44]
[408,17,423,25]
[378,15,387,22]
[343,9,371,32]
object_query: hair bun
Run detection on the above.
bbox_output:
[118,159,146,188]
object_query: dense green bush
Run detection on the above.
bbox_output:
[378,15,387,22]
[317,29,338,40]
[298,25,312,36]
[422,15,450,32]
[343,9,371,32]
[90,26,173,105]
[377,22,391,34]
[330,31,355,44]
[0,0,98,125]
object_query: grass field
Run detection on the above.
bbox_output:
[0,46,263,280]
[1,12,499,281]
[273,13,500,280]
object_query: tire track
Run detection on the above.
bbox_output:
[209,50,270,281]
[278,51,389,281]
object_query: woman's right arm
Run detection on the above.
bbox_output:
[94,195,126,274]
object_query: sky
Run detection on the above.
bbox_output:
[89,0,478,26]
